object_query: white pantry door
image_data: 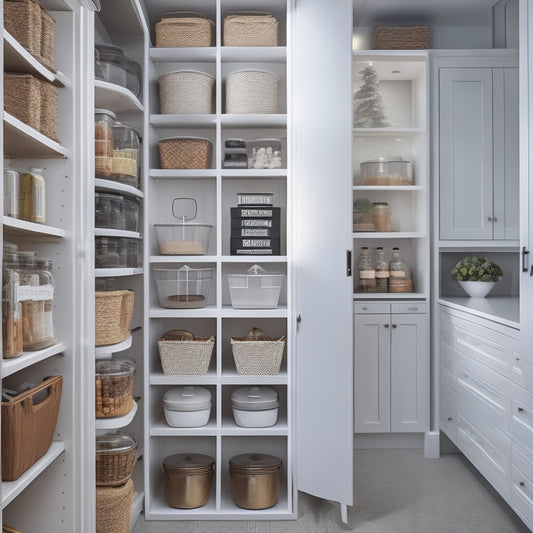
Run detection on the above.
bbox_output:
[292,0,354,522]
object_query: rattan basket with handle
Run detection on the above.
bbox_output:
[94,290,134,346]
[96,478,134,533]
[158,137,212,169]
[158,336,215,375]
[156,11,215,47]
[225,70,279,114]
[4,73,41,132]
[223,12,278,47]
[159,70,214,114]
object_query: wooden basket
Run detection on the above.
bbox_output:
[158,137,212,169]
[225,70,279,114]
[4,73,41,131]
[155,12,215,47]
[158,337,215,375]
[96,478,134,533]
[96,446,136,486]
[372,25,430,50]
[1,375,63,481]
[158,70,214,114]
[39,79,58,141]
[231,338,285,375]
[223,12,278,47]
[94,290,134,346]
[39,4,56,71]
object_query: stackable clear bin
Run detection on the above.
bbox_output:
[227,265,284,309]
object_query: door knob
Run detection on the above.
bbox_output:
[384,324,389,329]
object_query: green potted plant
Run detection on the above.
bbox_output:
[450,256,503,298]
[353,198,375,232]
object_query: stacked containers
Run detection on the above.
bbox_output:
[95,109,116,179]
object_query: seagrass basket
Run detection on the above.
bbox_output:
[225,70,279,114]
[1,375,63,481]
[4,73,41,131]
[39,79,58,141]
[159,70,214,114]
[96,432,137,486]
[96,478,134,533]
[94,290,134,346]
[158,137,212,169]
[372,25,430,50]
[223,12,278,47]
[39,4,55,70]
[231,337,285,375]
[158,336,215,375]
[156,12,215,47]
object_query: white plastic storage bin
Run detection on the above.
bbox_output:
[162,386,212,427]
[154,265,214,308]
[227,265,284,309]
[231,386,279,428]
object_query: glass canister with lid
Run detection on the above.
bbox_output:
[112,122,142,188]
[125,60,142,97]
[2,246,23,358]
[95,192,125,230]
[20,167,46,223]
[95,44,127,87]
[95,109,116,179]
[389,247,414,293]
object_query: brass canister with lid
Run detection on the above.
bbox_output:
[229,452,282,510]
[162,453,214,509]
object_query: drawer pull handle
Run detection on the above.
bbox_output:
[447,416,453,421]
[520,481,526,487]
[384,324,389,328]
[362,307,368,311]
[518,407,525,413]
[392,324,397,329]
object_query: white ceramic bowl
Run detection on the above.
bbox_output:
[232,407,278,428]
[164,407,211,428]
[458,280,497,298]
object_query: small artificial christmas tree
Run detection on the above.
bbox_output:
[353,65,389,128]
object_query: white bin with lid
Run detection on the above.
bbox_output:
[227,265,284,309]
[162,385,212,427]
[231,386,279,428]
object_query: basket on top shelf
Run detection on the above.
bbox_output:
[94,289,134,346]
[158,330,215,376]
[96,478,134,533]
[231,327,285,375]
[155,11,215,47]
[372,24,431,50]
[223,12,278,47]
[4,0,56,71]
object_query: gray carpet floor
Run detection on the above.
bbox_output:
[132,449,531,532]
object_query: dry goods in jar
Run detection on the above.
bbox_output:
[95,360,136,418]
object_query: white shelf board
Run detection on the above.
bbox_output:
[221,305,288,318]
[221,256,288,263]
[221,46,287,63]
[2,343,66,378]
[354,293,427,300]
[353,127,424,136]
[130,492,144,533]
[150,47,216,63]
[4,113,69,159]
[353,185,423,191]
[150,419,218,436]
[353,231,426,239]
[150,114,216,128]
[1,441,65,509]
[94,178,144,199]
[438,240,520,250]
[95,80,144,113]
[150,169,216,180]
[95,268,144,277]
[95,336,132,358]
[150,371,218,386]
[95,401,138,430]
[220,371,288,385]
[150,255,217,263]
[221,114,287,128]
[94,228,142,239]
[221,169,287,178]
[220,417,288,436]
[150,306,218,318]
[3,216,66,239]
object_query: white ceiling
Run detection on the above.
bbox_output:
[354,0,498,27]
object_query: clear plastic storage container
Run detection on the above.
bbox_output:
[227,265,284,309]
[359,157,413,186]
[95,109,116,179]
[95,359,136,418]
[112,122,141,188]
[125,60,142,97]
[20,167,46,223]
[155,224,212,255]
[95,431,137,486]
[95,44,127,87]
[95,192,125,230]
[123,197,140,232]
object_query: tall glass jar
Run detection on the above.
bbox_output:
[374,247,389,293]
[389,247,413,293]
[95,109,116,179]
[357,246,376,293]
[20,167,46,223]
[371,202,392,232]
[2,250,23,358]
[35,259,56,346]
[112,122,141,188]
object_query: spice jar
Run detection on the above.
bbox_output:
[20,167,46,223]
[356,246,375,293]
[374,247,389,293]
[2,249,23,359]
[371,202,392,232]
[389,247,413,293]
[4,169,20,219]
[112,122,141,188]
[95,109,116,179]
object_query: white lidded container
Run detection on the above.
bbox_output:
[162,385,212,427]
[227,265,284,309]
[231,386,279,428]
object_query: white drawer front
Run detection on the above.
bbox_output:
[510,385,533,447]
[511,354,533,391]
[440,381,457,444]
[440,320,456,351]
[354,302,390,314]
[391,302,427,314]
[511,446,533,531]
[440,341,456,390]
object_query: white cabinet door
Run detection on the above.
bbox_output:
[439,68,494,240]
[354,314,391,432]
[390,314,429,432]
[293,0,353,517]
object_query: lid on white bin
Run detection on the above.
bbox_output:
[231,386,279,411]
[162,385,212,411]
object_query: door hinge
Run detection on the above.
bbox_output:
[523,246,530,273]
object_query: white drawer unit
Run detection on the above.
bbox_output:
[440,339,456,390]
[353,302,391,314]
[510,385,533,447]
[440,381,457,444]
[511,445,533,531]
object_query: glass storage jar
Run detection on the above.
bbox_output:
[95,192,125,230]
[2,250,23,358]
[95,44,127,87]
[4,169,20,219]
[95,109,116,179]
[20,167,46,223]
[112,122,141,188]
[371,202,392,232]
[95,237,121,268]
[35,259,55,346]
[374,246,389,293]
[389,247,413,293]
[356,246,376,293]
[125,60,142,97]
[123,197,139,232]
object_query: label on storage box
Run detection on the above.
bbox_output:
[359,271,375,280]
[234,249,274,255]
[242,239,272,247]
[390,271,406,278]
[241,219,273,228]
[240,228,271,237]
[16,285,54,302]
[241,208,274,217]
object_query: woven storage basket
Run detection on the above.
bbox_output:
[158,137,212,169]
[39,79,58,140]
[223,12,278,47]
[156,11,215,47]
[3,526,22,533]
[225,70,279,114]
[158,337,215,375]
[4,73,41,131]
[1,375,63,481]
[231,338,285,375]
[4,0,42,58]
[39,3,55,71]
[373,26,430,50]
[96,478,134,533]
[94,290,134,346]
[159,70,214,114]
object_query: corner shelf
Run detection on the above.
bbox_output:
[95,268,143,277]
[95,401,138,431]
[94,178,144,199]
[3,217,66,239]
[2,343,66,378]
[95,336,133,359]
[94,80,143,113]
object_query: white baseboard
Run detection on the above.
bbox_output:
[354,433,425,450]
[424,431,440,458]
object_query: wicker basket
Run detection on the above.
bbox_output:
[372,25,431,50]
[3,526,23,533]
[156,11,215,47]
[225,70,279,114]
[158,137,212,169]
[223,12,278,47]
[39,79,58,141]
[39,3,55,71]
[231,338,285,375]
[1,375,63,481]
[94,290,134,346]
[158,337,215,375]
[96,478,134,533]
[4,73,41,131]
[159,70,214,114]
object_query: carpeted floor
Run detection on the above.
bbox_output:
[132,449,531,533]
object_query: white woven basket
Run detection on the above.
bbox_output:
[159,70,214,114]
[231,339,285,375]
[158,337,214,375]
[225,70,278,114]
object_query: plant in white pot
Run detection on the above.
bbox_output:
[450,256,503,298]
